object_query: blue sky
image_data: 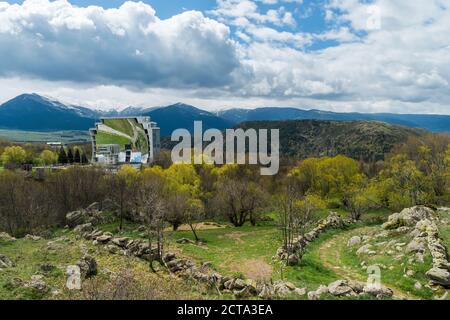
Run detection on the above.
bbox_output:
[0,0,449,114]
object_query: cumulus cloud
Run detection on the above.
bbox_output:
[0,0,449,114]
[0,0,240,88]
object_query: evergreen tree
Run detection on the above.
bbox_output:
[74,148,81,163]
[58,146,68,164]
[67,147,74,164]
[81,153,89,164]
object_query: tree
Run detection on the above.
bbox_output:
[1,146,27,169]
[58,146,68,164]
[67,147,74,164]
[74,148,81,164]
[213,165,266,227]
[40,150,57,166]
[81,152,89,164]
[109,165,138,231]
[137,173,165,272]
[184,198,205,242]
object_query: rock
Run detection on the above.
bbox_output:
[163,252,177,262]
[106,245,119,254]
[363,284,393,298]
[96,234,112,244]
[0,232,16,242]
[414,282,422,290]
[287,254,299,266]
[233,279,246,290]
[348,236,362,247]
[348,280,364,293]
[357,244,372,255]
[0,254,14,268]
[406,238,426,254]
[436,291,448,300]
[328,280,354,296]
[382,206,436,230]
[86,202,100,212]
[111,237,130,248]
[25,275,49,294]
[46,241,64,251]
[176,238,195,244]
[405,270,415,277]
[66,210,86,228]
[307,291,319,300]
[294,287,307,296]
[426,268,450,286]
[74,223,94,234]
[77,256,97,278]
[25,234,42,241]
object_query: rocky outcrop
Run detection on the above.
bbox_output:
[307,280,393,300]
[24,275,49,294]
[66,202,114,228]
[0,232,16,242]
[382,206,436,230]
[383,206,449,287]
[275,212,347,265]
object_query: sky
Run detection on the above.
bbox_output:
[0,0,449,114]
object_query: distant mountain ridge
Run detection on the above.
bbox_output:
[0,94,448,134]
[217,107,450,133]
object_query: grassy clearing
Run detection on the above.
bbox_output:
[0,230,204,300]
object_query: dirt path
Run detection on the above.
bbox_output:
[317,226,420,300]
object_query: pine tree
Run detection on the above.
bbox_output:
[67,148,74,164]
[74,148,81,163]
[58,146,68,164]
[81,153,89,164]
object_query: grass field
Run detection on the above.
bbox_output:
[96,131,131,150]
[103,119,134,138]
[0,129,90,143]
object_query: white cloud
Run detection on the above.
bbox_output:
[0,0,240,87]
[0,0,449,115]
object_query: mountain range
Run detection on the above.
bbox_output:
[0,94,448,136]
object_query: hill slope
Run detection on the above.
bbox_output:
[236,120,425,161]
[145,103,233,136]
[0,94,97,131]
[219,107,450,133]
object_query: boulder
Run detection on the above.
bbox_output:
[426,268,450,286]
[86,202,100,212]
[25,275,49,294]
[25,234,42,241]
[77,256,97,278]
[0,232,16,242]
[74,223,94,234]
[406,238,426,254]
[176,238,195,245]
[111,237,130,248]
[347,236,361,247]
[0,254,14,268]
[66,210,86,228]
[363,285,393,298]
[106,245,119,254]
[328,280,354,296]
[356,244,372,255]
[382,206,436,230]
[96,234,112,244]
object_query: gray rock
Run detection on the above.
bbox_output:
[406,238,426,254]
[363,284,393,298]
[77,256,97,278]
[74,223,94,234]
[426,268,450,286]
[357,244,372,255]
[328,280,354,296]
[0,254,14,268]
[0,232,16,242]
[96,234,112,244]
[348,236,362,247]
[25,234,42,241]
[66,210,86,227]
[25,275,49,294]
